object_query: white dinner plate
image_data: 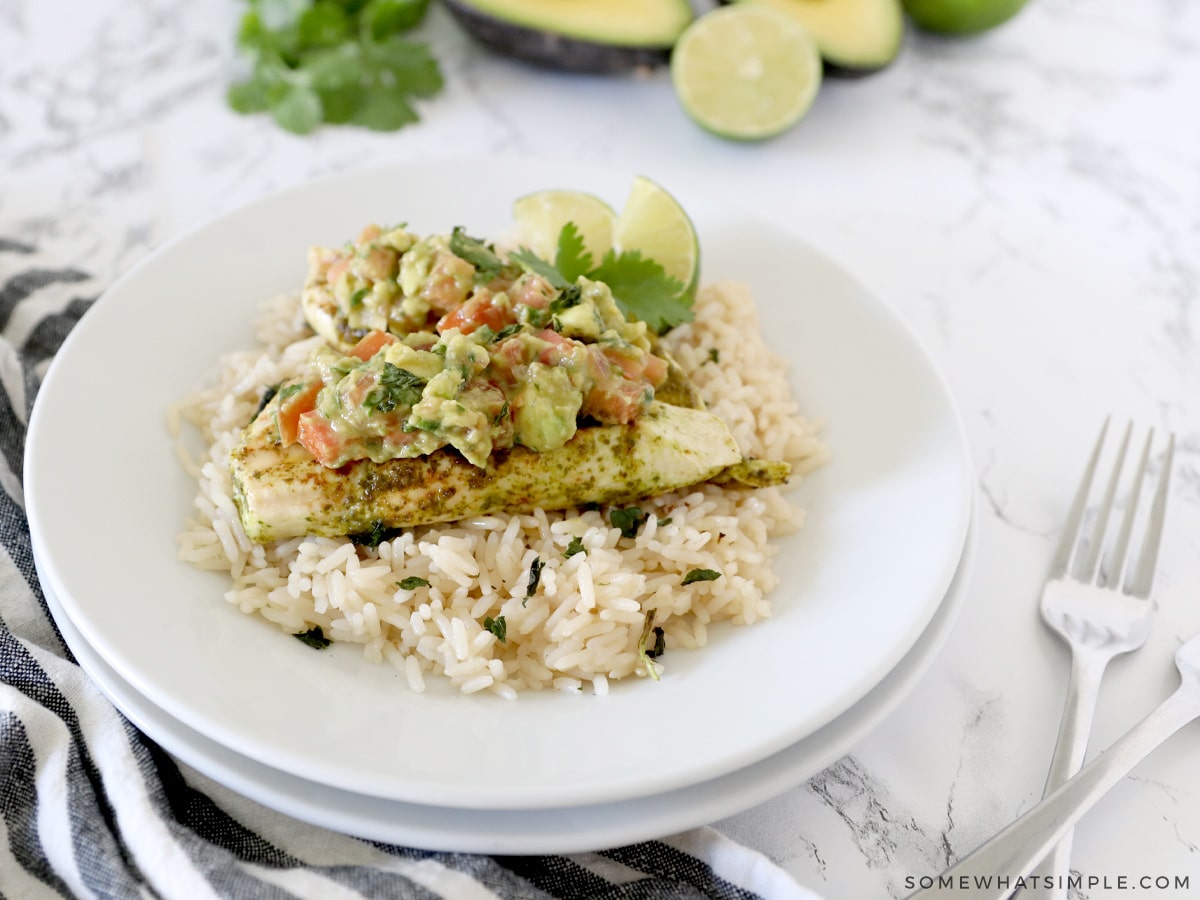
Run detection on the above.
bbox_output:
[38,510,974,854]
[25,157,972,811]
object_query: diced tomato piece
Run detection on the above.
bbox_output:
[425,254,475,314]
[535,328,579,366]
[495,336,529,367]
[348,330,397,362]
[297,411,345,467]
[361,245,398,281]
[584,345,611,382]
[276,379,322,446]
[509,274,554,310]
[326,257,349,285]
[436,292,516,335]
[583,378,649,425]
[344,371,376,406]
[600,346,646,379]
[642,354,668,388]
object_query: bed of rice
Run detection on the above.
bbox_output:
[171,281,828,698]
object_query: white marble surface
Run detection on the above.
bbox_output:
[4,0,1200,896]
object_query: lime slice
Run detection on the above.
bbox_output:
[902,0,1028,34]
[614,176,700,298]
[511,190,617,262]
[670,4,822,142]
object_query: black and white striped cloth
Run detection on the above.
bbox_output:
[0,239,820,900]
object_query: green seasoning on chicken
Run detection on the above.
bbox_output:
[231,400,743,542]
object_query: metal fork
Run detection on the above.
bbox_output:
[906,629,1200,899]
[1026,420,1174,898]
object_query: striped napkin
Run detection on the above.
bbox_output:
[0,239,819,900]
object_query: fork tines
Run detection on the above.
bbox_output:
[1051,418,1175,596]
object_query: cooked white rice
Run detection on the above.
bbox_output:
[171,281,828,696]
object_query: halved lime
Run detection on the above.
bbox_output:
[902,0,1028,34]
[614,176,700,298]
[670,4,822,142]
[511,190,617,262]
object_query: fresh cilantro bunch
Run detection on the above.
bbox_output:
[511,223,694,334]
[228,0,444,135]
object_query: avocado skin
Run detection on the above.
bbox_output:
[443,0,682,74]
[721,0,906,77]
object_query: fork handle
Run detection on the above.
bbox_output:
[904,684,1200,900]
[1025,648,1113,899]
[1042,649,1110,792]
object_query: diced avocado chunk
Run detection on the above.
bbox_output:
[513,364,583,452]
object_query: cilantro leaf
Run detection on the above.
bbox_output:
[523,556,544,606]
[353,91,418,131]
[349,520,401,547]
[450,227,505,280]
[294,626,331,650]
[646,626,666,659]
[397,575,430,590]
[682,568,722,585]
[609,506,648,539]
[364,37,443,98]
[270,83,323,134]
[297,2,350,49]
[548,283,583,318]
[483,615,507,643]
[227,77,273,114]
[590,249,691,334]
[366,0,430,39]
[363,363,425,414]
[509,224,694,334]
[554,222,593,282]
[510,247,570,290]
[563,536,586,558]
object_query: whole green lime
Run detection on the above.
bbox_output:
[902,0,1029,34]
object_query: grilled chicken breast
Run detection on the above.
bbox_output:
[232,400,745,542]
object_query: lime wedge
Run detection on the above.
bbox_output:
[614,176,700,299]
[670,4,822,142]
[511,190,617,262]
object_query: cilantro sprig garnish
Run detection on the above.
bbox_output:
[228,0,444,135]
[450,227,507,282]
[511,223,692,334]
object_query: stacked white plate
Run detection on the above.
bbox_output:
[26,159,974,854]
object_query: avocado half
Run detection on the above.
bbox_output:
[730,0,905,76]
[442,0,694,74]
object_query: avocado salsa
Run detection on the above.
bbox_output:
[275,224,670,469]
